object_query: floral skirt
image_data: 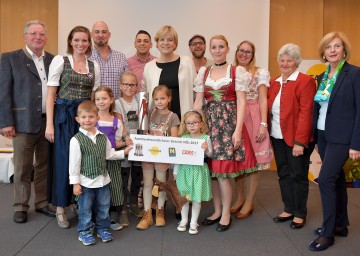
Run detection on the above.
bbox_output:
[206,100,257,178]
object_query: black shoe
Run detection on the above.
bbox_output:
[309,236,334,251]
[35,206,56,217]
[14,211,27,223]
[201,216,221,226]
[314,227,348,237]
[273,215,293,223]
[290,220,305,229]
[216,217,232,232]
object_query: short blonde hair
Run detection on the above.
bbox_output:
[318,31,351,63]
[77,100,98,115]
[120,71,138,84]
[154,25,178,50]
[179,110,208,136]
[277,43,302,66]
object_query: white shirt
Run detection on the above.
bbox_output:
[26,46,47,113]
[47,55,101,90]
[317,101,328,130]
[270,70,300,139]
[69,127,125,188]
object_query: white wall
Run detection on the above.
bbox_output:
[59,0,269,69]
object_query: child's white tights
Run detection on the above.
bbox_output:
[181,201,201,225]
[142,170,167,210]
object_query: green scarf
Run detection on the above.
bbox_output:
[314,59,345,102]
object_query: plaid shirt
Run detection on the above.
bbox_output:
[89,47,129,98]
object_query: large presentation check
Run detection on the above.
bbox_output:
[128,134,205,165]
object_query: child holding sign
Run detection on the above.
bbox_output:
[137,85,180,230]
[175,110,212,235]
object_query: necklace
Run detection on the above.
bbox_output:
[214,61,227,67]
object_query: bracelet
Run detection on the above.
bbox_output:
[260,122,268,127]
[122,133,129,138]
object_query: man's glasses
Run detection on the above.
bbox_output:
[237,49,253,55]
[190,41,205,47]
[121,83,137,89]
[185,121,201,127]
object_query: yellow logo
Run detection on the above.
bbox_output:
[149,146,161,156]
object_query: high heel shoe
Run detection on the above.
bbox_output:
[230,202,244,214]
[56,212,70,229]
[216,217,232,232]
[236,204,254,219]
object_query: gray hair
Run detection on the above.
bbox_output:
[277,43,302,66]
[23,20,47,35]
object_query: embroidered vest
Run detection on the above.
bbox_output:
[74,132,108,179]
[58,56,95,99]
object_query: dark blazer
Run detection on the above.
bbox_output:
[268,72,316,147]
[313,62,360,150]
[0,48,54,134]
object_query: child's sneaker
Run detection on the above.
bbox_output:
[78,231,96,246]
[97,228,113,242]
[189,223,199,235]
[177,221,187,232]
[110,220,123,231]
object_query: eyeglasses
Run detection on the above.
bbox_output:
[27,32,46,38]
[121,83,137,89]
[237,49,253,55]
[185,121,201,127]
[190,41,205,47]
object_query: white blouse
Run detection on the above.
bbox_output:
[47,54,101,91]
[193,65,251,92]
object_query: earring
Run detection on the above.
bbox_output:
[343,53,346,58]
[323,55,326,60]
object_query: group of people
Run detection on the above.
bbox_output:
[0,19,359,252]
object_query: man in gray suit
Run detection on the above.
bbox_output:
[0,20,55,223]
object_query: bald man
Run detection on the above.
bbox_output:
[89,20,129,98]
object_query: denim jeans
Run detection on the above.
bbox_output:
[77,184,111,233]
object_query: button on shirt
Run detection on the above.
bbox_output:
[69,127,125,188]
[90,47,129,98]
[270,70,300,139]
[128,54,156,92]
[26,46,47,113]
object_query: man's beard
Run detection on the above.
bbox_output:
[95,40,107,47]
[192,50,205,59]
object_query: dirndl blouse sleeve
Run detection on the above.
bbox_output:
[235,66,251,92]
[257,68,270,88]
[47,55,65,87]
[193,66,207,93]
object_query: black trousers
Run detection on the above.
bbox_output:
[316,130,349,237]
[271,137,314,219]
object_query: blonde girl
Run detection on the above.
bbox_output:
[176,110,212,235]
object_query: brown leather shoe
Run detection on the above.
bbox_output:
[236,204,254,219]
[14,211,27,223]
[230,202,244,214]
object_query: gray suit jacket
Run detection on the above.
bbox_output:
[0,48,54,134]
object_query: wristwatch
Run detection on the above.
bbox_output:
[260,122,268,127]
